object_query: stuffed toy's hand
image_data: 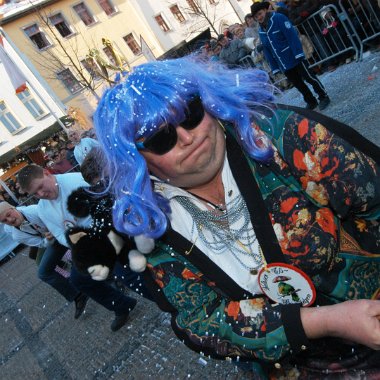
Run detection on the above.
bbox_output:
[128,235,155,272]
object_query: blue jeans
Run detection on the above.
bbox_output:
[113,261,154,301]
[38,241,79,302]
[70,265,137,315]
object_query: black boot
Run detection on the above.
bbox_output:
[74,293,89,319]
[111,299,137,331]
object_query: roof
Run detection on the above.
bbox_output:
[0,0,60,25]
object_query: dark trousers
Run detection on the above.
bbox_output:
[38,241,79,302]
[284,60,328,105]
[70,265,137,315]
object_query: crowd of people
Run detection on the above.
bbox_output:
[199,0,380,80]
[0,1,380,378]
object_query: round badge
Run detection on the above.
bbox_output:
[258,263,316,306]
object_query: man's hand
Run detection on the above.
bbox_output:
[45,232,54,240]
[301,300,380,350]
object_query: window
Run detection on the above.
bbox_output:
[123,33,141,55]
[49,13,73,38]
[155,14,171,32]
[170,5,186,23]
[98,0,116,16]
[187,0,200,13]
[16,89,46,119]
[81,59,101,79]
[23,24,51,50]
[57,69,82,94]
[0,101,23,134]
[73,3,95,26]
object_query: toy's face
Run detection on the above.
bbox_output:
[87,265,110,281]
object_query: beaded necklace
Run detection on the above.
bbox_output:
[175,193,265,273]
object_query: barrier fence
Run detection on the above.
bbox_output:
[239,1,380,70]
[297,0,380,68]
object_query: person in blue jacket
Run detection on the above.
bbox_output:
[251,1,331,110]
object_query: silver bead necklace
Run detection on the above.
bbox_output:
[175,194,264,272]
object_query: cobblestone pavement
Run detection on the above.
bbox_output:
[0,251,256,380]
[1,53,379,380]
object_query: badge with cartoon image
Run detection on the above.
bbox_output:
[258,263,316,306]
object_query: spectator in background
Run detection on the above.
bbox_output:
[17,164,138,331]
[65,141,78,167]
[218,33,255,67]
[252,1,331,110]
[67,129,100,166]
[244,13,260,39]
[0,202,53,264]
[0,198,88,318]
[48,148,74,174]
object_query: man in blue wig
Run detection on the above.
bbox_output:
[94,57,380,377]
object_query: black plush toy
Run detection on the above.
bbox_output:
[66,186,154,281]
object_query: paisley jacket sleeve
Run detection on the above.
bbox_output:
[261,106,380,253]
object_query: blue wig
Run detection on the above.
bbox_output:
[94,57,276,238]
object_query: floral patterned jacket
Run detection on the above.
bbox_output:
[143,105,380,376]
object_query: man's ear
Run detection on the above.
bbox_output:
[43,168,53,177]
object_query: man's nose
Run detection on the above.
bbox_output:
[36,190,44,198]
[176,127,194,145]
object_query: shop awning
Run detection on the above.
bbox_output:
[0,121,63,165]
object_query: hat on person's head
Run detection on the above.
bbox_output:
[0,201,14,216]
[250,1,271,17]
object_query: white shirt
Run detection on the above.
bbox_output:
[154,155,263,295]
[37,173,92,247]
[4,205,49,248]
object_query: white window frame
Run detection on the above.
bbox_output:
[57,69,83,94]
[23,23,52,50]
[123,33,142,56]
[186,0,201,14]
[170,4,186,24]
[73,2,97,26]
[16,88,47,120]
[97,0,118,16]
[49,13,74,38]
[0,101,24,134]
[154,13,171,32]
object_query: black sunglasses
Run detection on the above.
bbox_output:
[136,97,205,155]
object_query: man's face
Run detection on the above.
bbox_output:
[254,9,268,24]
[26,172,59,200]
[0,208,24,227]
[141,112,226,189]
[68,130,81,144]
[245,16,254,27]
[232,26,245,39]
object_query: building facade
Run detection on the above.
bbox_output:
[0,28,66,165]
[0,0,253,168]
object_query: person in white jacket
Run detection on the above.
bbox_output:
[67,129,100,166]
[17,165,137,331]
[0,202,51,249]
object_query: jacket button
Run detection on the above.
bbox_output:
[301,345,307,350]
[250,269,258,275]
[274,362,281,369]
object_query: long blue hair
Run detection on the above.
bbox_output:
[94,57,276,238]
